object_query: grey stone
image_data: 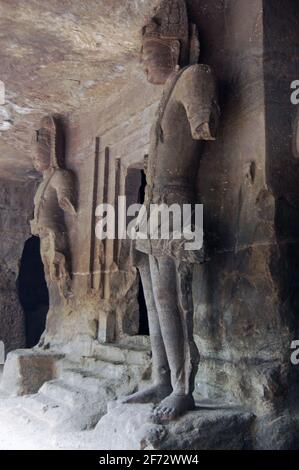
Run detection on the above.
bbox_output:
[0,0,299,450]
[94,402,254,450]
[0,349,64,396]
[0,341,151,432]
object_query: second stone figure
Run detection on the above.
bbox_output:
[31,115,77,305]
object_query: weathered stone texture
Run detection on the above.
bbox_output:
[0,178,37,354]
[0,0,299,450]
[39,83,161,351]
[0,349,63,396]
[184,0,299,419]
[95,402,254,450]
[0,0,161,179]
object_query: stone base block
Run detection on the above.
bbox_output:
[94,402,254,450]
[0,349,64,396]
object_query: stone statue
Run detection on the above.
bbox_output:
[122,0,219,422]
[31,115,76,302]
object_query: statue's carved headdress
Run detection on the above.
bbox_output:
[142,0,200,66]
[37,115,65,169]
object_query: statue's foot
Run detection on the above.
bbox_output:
[153,392,195,423]
[120,383,172,405]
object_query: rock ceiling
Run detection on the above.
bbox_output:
[0,0,161,180]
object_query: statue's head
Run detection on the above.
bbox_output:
[141,0,199,85]
[34,115,65,173]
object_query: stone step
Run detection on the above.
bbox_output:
[16,393,70,426]
[63,367,142,401]
[92,341,151,367]
[11,403,50,430]
[39,379,95,408]
[39,372,138,408]
[118,335,151,350]
[14,393,106,432]
[61,368,119,394]
[78,358,133,380]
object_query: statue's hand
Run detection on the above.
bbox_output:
[50,252,67,281]
[193,121,216,141]
[30,219,38,235]
[49,250,73,300]
[59,196,76,216]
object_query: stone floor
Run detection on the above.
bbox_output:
[0,340,152,435]
[0,341,254,450]
[0,395,97,449]
[95,402,254,450]
[0,393,253,450]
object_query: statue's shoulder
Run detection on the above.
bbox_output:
[180,64,215,81]
[175,65,216,97]
[51,169,74,188]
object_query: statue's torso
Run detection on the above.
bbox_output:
[147,94,201,194]
[134,65,217,262]
[146,66,206,200]
[33,171,66,233]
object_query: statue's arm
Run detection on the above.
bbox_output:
[52,170,77,216]
[30,184,42,234]
[178,64,219,141]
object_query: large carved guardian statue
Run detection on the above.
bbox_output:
[123,0,219,421]
[31,116,76,302]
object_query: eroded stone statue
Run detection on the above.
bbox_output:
[31,115,76,302]
[122,0,219,422]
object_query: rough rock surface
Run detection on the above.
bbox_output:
[0,179,37,354]
[0,349,63,396]
[0,339,151,432]
[0,0,160,179]
[94,402,254,450]
[0,0,299,451]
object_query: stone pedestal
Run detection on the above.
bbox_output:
[94,402,254,450]
[0,349,64,396]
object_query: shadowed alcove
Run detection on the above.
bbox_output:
[137,169,149,335]
[17,236,49,348]
[125,167,149,335]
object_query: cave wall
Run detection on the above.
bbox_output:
[187,0,299,423]
[41,78,162,355]
[39,0,299,421]
[1,3,298,442]
[0,178,36,354]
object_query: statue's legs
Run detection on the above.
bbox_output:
[121,254,172,404]
[149,255,199,421]
[40,231,72,303]
[121,252,199,420]
[140,254,171,385]
[40,234,51,283]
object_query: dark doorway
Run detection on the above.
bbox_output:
[138,169,146,205]
[138,277,149,335]
[125,168,149,335]
[18,236,49,348]
[137,170,149,335]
